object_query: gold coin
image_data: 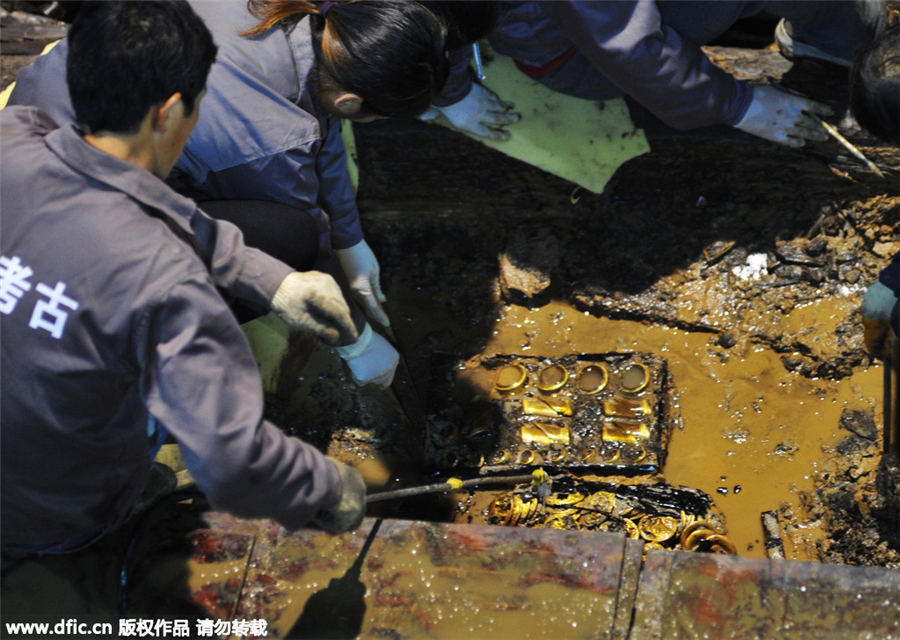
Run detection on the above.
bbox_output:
[546,492,584,506]
[624,519,640,539]
[638,515,679,542]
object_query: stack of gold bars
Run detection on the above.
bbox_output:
[425,352,735,554]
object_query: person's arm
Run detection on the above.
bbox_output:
[138,272,355,530]
[316,118,390,327]
[190,208,292,311]
[315,116,362,250]
[540,0,751,130]
[433,46,477,108]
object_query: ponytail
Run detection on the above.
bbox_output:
[242,1,449,118]
[242,0,319,37]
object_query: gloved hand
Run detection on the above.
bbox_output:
[861,279,899,357]
[335,239,390,328]
[734,85,832,148]
[272,271,358,346]
[430,83,520,141]
[335,323,399,388]
[311,458,366,534]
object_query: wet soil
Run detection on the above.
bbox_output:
[338,66,900,567]
[3,9,899,570]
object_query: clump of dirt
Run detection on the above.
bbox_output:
[794,408,900,568]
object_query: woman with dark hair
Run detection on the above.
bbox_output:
[9,0,450,389]
[171,0,449,388]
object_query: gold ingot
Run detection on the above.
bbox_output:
[680,520,716,547]
[465,423,494,438]
[520,422,571,446]
[598,445,620,464]
[490,449,510,465]
[495,363,527,392]
[602,421,650,443]
[624,519,640,539]
[601,397,652,419]
[638,515,679,542]
[704,534,737,555]
[547,446,567,463]
[536,364,569,392]
[441,452,460,468]
[577,364,608,395]
[683,528,717,551]
[518,449,536,465]
[522,396,573,417]
[622,443,647,463]
[620,363,650,394]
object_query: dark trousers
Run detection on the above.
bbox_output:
[199,199,367,338]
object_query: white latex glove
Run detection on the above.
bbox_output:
[311,458,367,534]
[271,271,358,346]
[861,280,899,356]
[335,239,390,328]
[734,85,832,148]
[432,83,520,141]
[335,323,399,389]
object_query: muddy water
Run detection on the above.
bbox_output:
[477,299,883,560]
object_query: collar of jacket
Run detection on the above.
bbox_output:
[44,120,202,247]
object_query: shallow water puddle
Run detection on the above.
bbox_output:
[477,299,883,560]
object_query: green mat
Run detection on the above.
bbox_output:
[343,52,649,195]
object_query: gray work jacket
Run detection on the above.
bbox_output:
[8,0,362,250]
[441,0,753,130]
[0,107,341,547]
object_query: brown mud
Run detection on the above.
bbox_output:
[3,7,899,571]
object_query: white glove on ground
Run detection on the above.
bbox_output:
[432,83,520,141]
[335,323,399,389]
[734,85,832,148]
[335,239,390,328]
[271,271,358,346]
[311,458,366,534]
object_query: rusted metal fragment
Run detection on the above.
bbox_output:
[225,517,629,639]
[630,548,900,639]
[611,538,645,640]
[777,560,900,638]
